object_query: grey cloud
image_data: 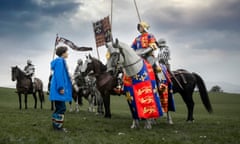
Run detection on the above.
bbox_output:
[140,0,240,52]
[147,0,240,32]
[0,0,81,37]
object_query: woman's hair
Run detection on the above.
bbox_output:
[56,46,68,57]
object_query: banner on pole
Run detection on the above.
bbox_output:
[55,36,92,51]
[93,16,112,48]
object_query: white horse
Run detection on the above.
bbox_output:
[106,39,173,129]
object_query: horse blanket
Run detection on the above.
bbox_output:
[123,60,163,119]
[158,64,175,112]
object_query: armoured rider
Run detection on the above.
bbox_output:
[131,21,162,76]
[24,59,35,92]
[157,38,171,71]
[72,58,83,92]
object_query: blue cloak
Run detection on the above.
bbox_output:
[49,57,72,102]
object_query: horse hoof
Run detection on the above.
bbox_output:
[186,120,194,123]
[167,119,174,125]
[144,125,152,129]
[104,115,111,119]
[130,124,139,129]
[167,121,174,125]
[130,125,136,129]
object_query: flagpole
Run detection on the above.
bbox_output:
[52,34,58,60]
[96,45,100,60]
[110,0,113,39]
[93,22,101,60]
[133,0,141,22]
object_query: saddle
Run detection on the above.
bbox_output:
[172,69,188,84]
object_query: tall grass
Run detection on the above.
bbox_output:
[0,87,239,144]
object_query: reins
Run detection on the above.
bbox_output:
[123,58,142,69]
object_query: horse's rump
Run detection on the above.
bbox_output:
[34,77,43,90]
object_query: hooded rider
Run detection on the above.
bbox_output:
[24,59,35,92]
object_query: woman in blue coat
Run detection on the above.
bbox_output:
[50,46,72,132]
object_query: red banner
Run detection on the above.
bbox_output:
[133,81,160,118]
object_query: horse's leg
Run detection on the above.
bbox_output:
[36,91,42,109]
[181,92,194,122]
[24,93,28,109]
[167,112,173,124]
[102,91,111,118]
[144,119,152,129]
[131,119,139,129]
[32,92,37,109]
[87,94,93,112]
[97,93,104,115]
[40,91,44,109]
[18,93,22,109]
[69,101,73,112]
[75,95,79,112]
[97,100,104,115]
[93,88,103,115]
[186,93,194,122]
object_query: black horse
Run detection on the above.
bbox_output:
[81,55,119,118]
[157,44,212,121]
[11,66,45,109]
[170,69,212,121]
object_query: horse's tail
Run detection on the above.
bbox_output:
[40,91,45,102]
[192,72,213,113]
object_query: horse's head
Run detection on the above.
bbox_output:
[11,66,26,81]
[81,54,107,76]
[11,66,18,81]
[106,39,125,74]
[106,39,142,76]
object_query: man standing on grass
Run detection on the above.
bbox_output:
[49,46,72,132]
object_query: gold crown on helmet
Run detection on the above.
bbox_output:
[137,21,150,32]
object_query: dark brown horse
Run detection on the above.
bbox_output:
[81,55,119,118]
[11,66,44,109]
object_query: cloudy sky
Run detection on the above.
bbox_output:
[1,0,239,93]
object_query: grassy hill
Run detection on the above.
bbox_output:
[0,87,239,144]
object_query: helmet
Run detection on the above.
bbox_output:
[137,21,150,33]
[27,59,32,65]
[77,59,83,65]
[157,38,166,48]
[158,38,166,45]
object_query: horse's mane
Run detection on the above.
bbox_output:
[15,66,27,77]
[91,57,107,72]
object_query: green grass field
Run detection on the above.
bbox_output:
[0,87,239,144]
